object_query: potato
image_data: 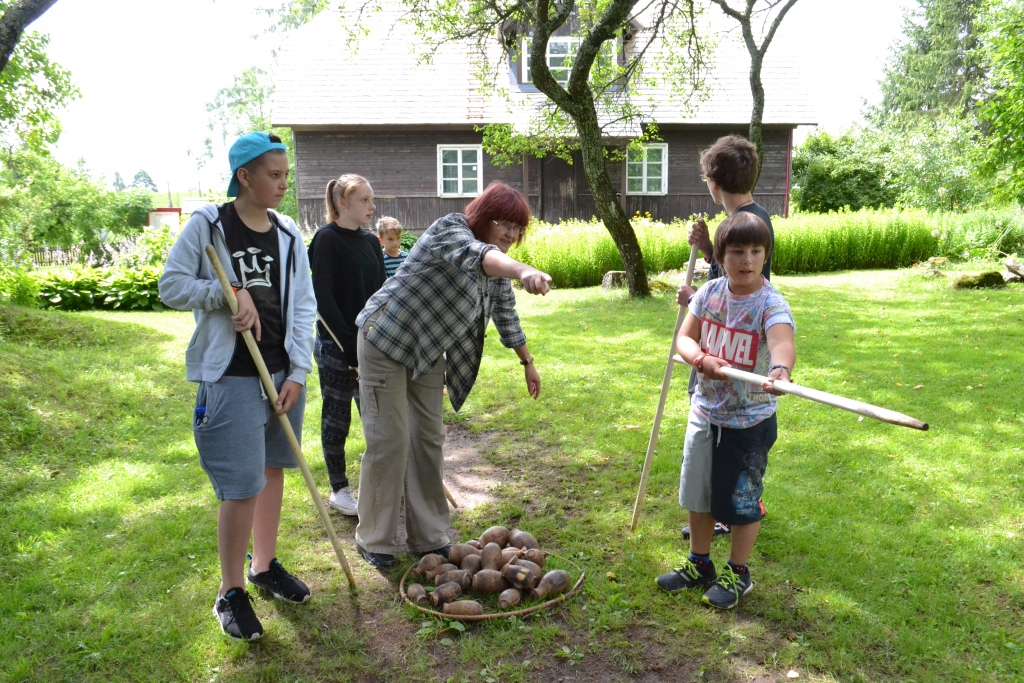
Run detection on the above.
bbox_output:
[532,569,570,599]
[510,558,543,576]
[498,588,521,609]
[472,569,508,595]
[460,554,483,575]
[426,562,457,582]
[480,542,503,571]
[406,583,428,605]
[465,539,482,549]
[522,548,546,568]
[436,569,473,591]
[479,525,509,548]
[501,563,541,590]
[416,553,444,577]
[508,529,540,551]
[448,543,480,567]
[443,600,484,616]
[430,581,462,607]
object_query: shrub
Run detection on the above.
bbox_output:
[37,267,104,311]
[99,267,163,311]
[0,263,41,307]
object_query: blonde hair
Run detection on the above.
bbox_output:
[376,216,403,238]
[325,174,370,223]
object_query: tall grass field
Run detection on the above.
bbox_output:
[512,207,1024,288]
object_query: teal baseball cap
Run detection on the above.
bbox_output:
[227,132,288,197]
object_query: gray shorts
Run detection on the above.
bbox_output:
[193,371,305,500]
[679,408,714,513]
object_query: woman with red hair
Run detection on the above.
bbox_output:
[351,182,551,568]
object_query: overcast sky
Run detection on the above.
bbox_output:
[32,0,914,195]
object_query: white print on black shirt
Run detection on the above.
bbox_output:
[700,318,759,369]
[233,247,274,288]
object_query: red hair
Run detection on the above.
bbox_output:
[464,182,531,244]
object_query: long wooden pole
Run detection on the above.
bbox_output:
[673,361,928,431]
[205,246,357,591]
[629,244,699,532]
[315,312,459,509]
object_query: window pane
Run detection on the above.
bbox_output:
[646,163,662,179]
[442,149,457,164]
[627,178,643,192]
[549,41,571,55]
[442,164,458,179]
[627,162,643,178]
[646,147,662,162]
[461,149,478,164]
[627,149,643,162]
[647,178,662,193]
[462,179,478,194]
[443,179,459,194]
[462,164,477,179]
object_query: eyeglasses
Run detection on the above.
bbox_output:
[493,221,525,236]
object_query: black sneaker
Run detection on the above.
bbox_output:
[702,564,753,609]
[213,588,264,641]
[656,556,717,592]
[247,557,311,603]
[356,544,395,569]
[680,522,731,540]
[418,543,451,559]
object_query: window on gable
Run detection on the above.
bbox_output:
[523,37,580,85]
[437,145,482,197]
[627,144,668,195]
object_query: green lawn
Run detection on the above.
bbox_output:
[2,267,1023,682]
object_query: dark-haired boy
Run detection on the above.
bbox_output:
[658,212,795,609]
[677,134,777,541]
[159,132,317,641]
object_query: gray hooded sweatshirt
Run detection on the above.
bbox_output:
[158,204,316,386]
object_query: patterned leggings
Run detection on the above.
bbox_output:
[314,338,361,492]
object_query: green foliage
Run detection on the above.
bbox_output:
[0,149,153,259]
[130,170,158,192]
[513,207,1024,284]
[99,267,164,311]
[0,30,78,152]
[109,226,177,269]
[877,0,986,119]
[400,230,418,251]
[0,263,40,307]
[36,267,102,311]
[978,0,1024,204]
[791,130,898,213]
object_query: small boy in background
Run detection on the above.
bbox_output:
[657,211,795,610]
[377,216,408,278]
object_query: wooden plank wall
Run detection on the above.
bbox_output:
[293,125,792,231]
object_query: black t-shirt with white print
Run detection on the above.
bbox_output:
[220,202,289,376]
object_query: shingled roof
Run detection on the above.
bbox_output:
[272,6,816,129]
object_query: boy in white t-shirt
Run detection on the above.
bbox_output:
[656,212,796,609]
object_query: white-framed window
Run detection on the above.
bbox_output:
[523,37,580,85]
[437,145,483,197]
[627,144,668,195]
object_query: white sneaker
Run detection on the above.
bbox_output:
[329,487,358,516]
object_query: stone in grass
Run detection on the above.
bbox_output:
[951,271,1005,290]
[602,271,627,289]
[1003,270,1022,283]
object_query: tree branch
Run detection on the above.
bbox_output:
[757,0,797,57]
[0,0,59,75]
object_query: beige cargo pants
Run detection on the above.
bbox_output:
[354,330,449,555]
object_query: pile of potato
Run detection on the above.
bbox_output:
[405,525,571,617]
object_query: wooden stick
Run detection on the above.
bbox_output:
[205,246,358,591]
[316,312,459,509]
[672,360,928,431]
[630,244,699,532]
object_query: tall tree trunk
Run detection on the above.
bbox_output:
[577,115,650,297]
[0,0,59,75]
[747,49,765,184]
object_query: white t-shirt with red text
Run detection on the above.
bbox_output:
[688,276,795,429]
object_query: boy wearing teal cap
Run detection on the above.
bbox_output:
[159,132,317,641]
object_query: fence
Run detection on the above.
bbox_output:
[31,246,85,267]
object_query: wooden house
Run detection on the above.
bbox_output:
[272,7,814,231]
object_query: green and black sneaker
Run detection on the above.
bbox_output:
[656,556,717,592]
[701,563,753,609]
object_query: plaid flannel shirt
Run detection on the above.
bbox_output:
[355,213,527,411]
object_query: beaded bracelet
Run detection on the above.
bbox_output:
[768,364,791,377]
